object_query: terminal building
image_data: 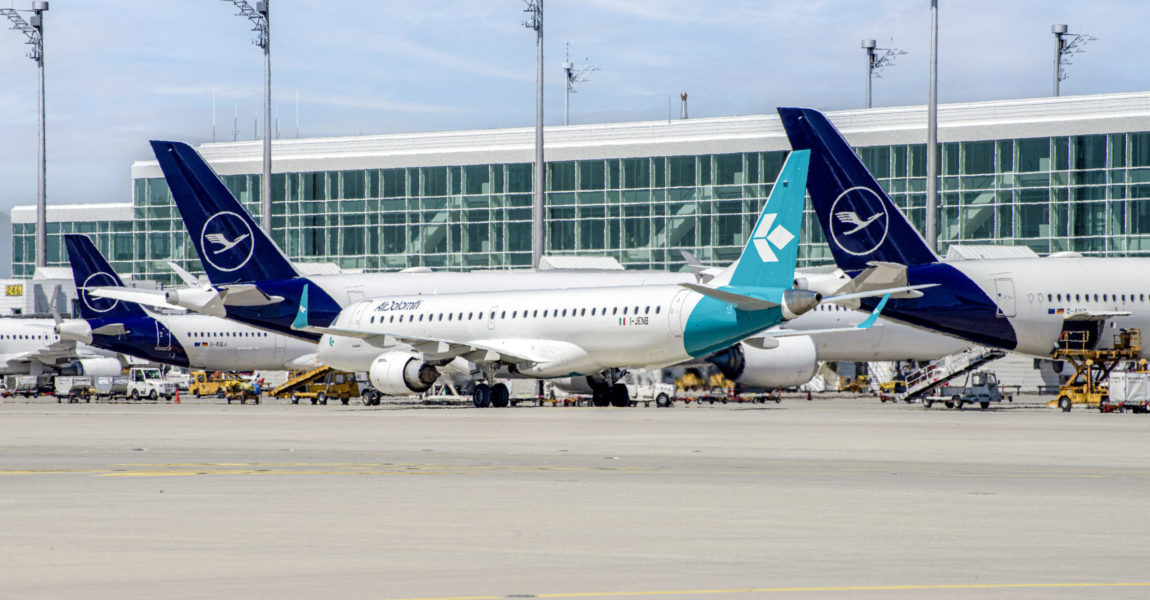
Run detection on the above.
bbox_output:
[11,91,1150,285]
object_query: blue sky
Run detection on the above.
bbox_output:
[0,0,1145,212]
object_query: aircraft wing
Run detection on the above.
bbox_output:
[8,338,80,366]
[89,287,187,313]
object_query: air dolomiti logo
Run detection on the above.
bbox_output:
[750,213,795,263]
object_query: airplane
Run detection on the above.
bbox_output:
[779,106,1150,360]
[0,317,121,379]
[57,234,321,371]
[299,151,915,406]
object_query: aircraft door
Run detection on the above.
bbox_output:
[348,301,371,329]
[994,278,1016,318]
[487,306,498,331]
[155,322,172,350]
[667,290,689,337]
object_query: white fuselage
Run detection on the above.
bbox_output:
[157,313,319,370]
[781,302,967,361]
[917,257,1150,359]
[322,285,707,377]
[0,319,111,375]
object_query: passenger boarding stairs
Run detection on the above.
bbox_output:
[881,346,1007,403]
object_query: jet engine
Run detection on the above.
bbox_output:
[781,289,822,320]
[164,287,226,317]
[368,352,441,396]
[708,336,818,389]
[58,357,123,377]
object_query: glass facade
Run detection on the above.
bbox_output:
[13,131,1150,284]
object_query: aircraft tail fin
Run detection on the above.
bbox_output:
[723,149,809,289]
[777,107,939,271]
[64,235,148,320]
[149,140,298,284]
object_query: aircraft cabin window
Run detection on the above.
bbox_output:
[623,307,628,315]
[500,311,506,319]
[645,306,650,314]
[561,309,567,317]
[389,315,394,323]
[581,308,586,316]
[533,310,538,318]
[543,310,549,317]
[612,307,618,315]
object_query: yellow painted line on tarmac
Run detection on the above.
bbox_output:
[382,581,1150,600]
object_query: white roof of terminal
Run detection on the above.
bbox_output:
[11,202,133,224]
[131,91,1150,178]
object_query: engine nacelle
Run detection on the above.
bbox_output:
[58,357,123,377]
[164,287,226,317]
[781,289,822,321]
[368,352,440,396]
[708,336,818,389]
[55,320,93,344]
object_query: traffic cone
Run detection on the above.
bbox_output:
[174,389,180,405]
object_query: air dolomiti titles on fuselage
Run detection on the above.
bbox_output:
[331,285,707,373]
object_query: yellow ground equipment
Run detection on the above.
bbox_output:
[189,371,259,404]
[271,366,360,406]
[1050,328,1141,412]
[841,374,870,394]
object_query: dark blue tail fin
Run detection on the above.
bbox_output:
[149,140,298,284]
[778,107,939,271]
[64,235,148,320]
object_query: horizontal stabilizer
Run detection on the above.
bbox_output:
[824,284,936,304]
[755,294,891,341]
[91,323,129,336]
[89,287,187,313]
[679,283,778,311]
[218,284,284,306]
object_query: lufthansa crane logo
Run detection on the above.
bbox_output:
[750,213,795,263]
[80,272,121,314]
[200,211,255,273]
[828,186,889,256]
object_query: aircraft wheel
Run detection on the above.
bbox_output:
[491,383,510,408]
[609,384,630,407]
[1058,395,1072,412]
[655,393,671,408]
[291,395,300,405]
[591,386,610,407]
[980,401,990,409]
[472,383,492,408]
[318,392,327,406]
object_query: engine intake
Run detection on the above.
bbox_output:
[368,352,440,396]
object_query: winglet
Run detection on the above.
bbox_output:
[292,284,310,330]
[856,294,891,330]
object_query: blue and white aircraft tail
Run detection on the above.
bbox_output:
[64,236,149,321]
[778,107,939,271]
[149,140,298,285]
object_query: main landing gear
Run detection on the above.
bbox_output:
[590,371,631,407]
[471,382,510,408]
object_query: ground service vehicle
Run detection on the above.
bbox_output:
[127,367,177,401]
[55,376,94,403]
[272,367,360,405]
[189,371,259,403]
[922,370,1009,410]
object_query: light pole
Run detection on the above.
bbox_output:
[925,0,938,252]
[561,43,597,126]
[1052,24,1096,97]
[861,39,906,109]
[223,0,271,234]
[524,0,544,268]
[1,1,48,269]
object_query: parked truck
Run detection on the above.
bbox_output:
[922,370,1010,410]
[126,367,177,401]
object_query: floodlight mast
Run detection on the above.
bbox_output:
[1052,24,1097,97]
[562,43,598,126]
[925,0,938,252]
[524,0,544,269]
[861,39,906,109]
[223,0,271,234]
[1,2,48,269]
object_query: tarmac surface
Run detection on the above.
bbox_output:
[2,394,1149,600]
